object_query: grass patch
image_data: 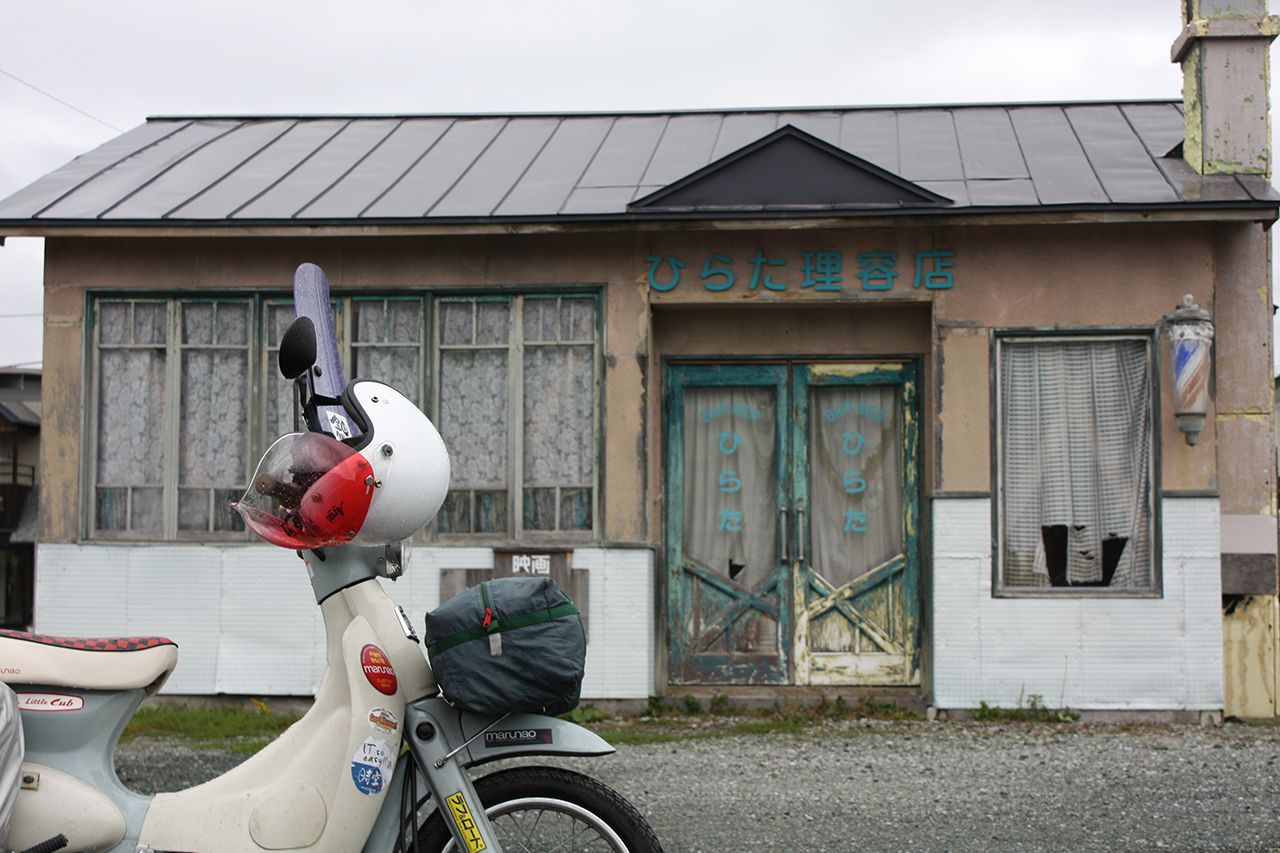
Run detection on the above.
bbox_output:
[580,695,923,745]
[969,695,1080,724]
[122,704,300,752]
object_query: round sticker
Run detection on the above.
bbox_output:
[368,707,399,737]
[351,736,394,796]
[360,644,398,695]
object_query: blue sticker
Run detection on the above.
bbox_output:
[351,762,385,795]
[350,736,393,796]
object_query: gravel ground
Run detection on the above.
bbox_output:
[117,719,1280,852]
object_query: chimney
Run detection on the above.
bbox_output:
[1172,0,1279,176]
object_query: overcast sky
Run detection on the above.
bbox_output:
[0,0,1272,370]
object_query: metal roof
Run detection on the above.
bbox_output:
[1,101,1276,229]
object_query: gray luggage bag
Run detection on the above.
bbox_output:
[425,576,586,716]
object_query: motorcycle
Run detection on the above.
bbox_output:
[0,263,663,853]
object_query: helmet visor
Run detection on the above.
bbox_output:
[234,432,375,549]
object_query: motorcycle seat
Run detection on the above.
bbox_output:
[0,630,178,695]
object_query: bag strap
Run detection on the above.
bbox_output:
[427,602,580,657]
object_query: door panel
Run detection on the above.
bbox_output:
[667,361,919,687]
[667,366,789,684]
[795,364,919,685]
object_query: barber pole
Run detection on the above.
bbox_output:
[1164,294,1215,446]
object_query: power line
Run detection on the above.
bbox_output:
[0,360,41,369]
[0,66,123,133]
[0,314,42,319]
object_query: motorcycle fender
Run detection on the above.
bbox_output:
[8,763,125,853]
[457,712,616,767]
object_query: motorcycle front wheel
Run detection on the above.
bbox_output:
[417,766,663,853]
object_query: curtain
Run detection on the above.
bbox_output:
[808,385,903,591]
[1001,340,1152,589]
[683,386,779,653]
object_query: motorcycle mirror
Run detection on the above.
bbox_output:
[279,317,317,380]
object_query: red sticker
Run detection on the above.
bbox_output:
[360,644,398,695]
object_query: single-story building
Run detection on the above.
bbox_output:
[2,0,1277,715]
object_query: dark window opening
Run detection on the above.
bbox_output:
[1040,525,1129,588]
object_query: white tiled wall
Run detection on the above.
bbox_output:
[34,544,655,699]
[932,497,1224,710]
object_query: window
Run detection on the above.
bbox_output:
[88,291,599,542]
[435,295,598,537]
[996,334,1157,593]
[93,298,252,538]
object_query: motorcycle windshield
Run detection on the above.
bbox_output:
[234,432,375,549]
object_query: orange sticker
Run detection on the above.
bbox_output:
[360,644,398,695]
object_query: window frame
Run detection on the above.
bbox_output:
[85,293,261,542]
[429,290,603,545]
[84,288,604,545]
[990,327,1163,598]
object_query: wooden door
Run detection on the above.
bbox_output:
[793,363,920,685]
[666,364,790,684]
[666,361,920,686]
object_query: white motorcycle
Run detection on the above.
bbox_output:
[0,264,663,853]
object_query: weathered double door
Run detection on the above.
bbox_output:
[666,362,920,686]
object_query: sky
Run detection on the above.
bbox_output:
[0,0,1272,371]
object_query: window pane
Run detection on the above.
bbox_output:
[217,304,249,346]
[99,303,129,345]
[267,303,299,440]
[389,301,422,343]
[439,349,508,489]
[523,344,594,487]
[133,303,167,345]
[474,490,508,533]
[559,487,593,531]
[178,489,209,531]
[180,348,250,487]
[440,302,473,345]
[356,347,420,405]
[438,492,471,534]
[97,349,166,488]
[266,303,294,348]
[561,298,594,342]
[131,488,163,533]
[523,299,558,343]
[214,488,245,532]
[1001,339,1152,590]
[95,488,128,530]
[477,302,510,345]
[523,487,556,530]
[182,303,214,345]
[356,300,386,343]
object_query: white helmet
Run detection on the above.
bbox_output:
[235,379,450,549]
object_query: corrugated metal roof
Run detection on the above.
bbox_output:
[1,101,1275,227]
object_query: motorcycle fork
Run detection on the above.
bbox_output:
[402,702,504,853]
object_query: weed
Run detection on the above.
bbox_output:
[970,695,1079,724]
[122,704,299,748]
[562,705,611,724]
[681,694,703,715]
[708,694,733,716]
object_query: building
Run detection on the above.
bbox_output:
[0,370,39,630]
[1,1,1276,714]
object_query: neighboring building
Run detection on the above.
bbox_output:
[0,2,1277,714]
[0,370,40,630]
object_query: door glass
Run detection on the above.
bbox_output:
[808,385,903,588]
[682,387,779,654]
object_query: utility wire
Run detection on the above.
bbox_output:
[0,360,41,369]
[0,66,123,133]
[0,314,42,319]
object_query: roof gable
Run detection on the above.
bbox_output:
[630,125,951,212]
